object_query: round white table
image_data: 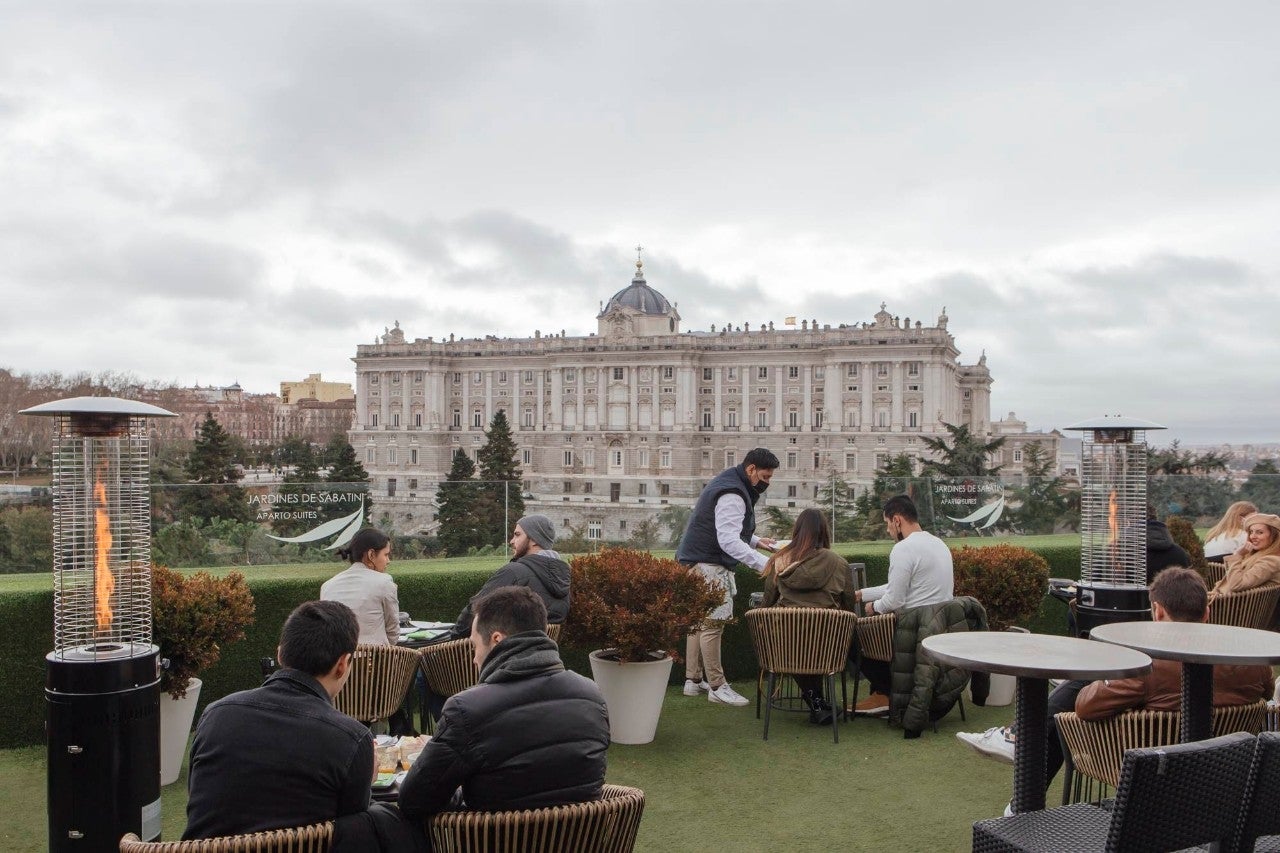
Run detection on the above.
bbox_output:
[1089,621,1280,743]
[922,632,1151,814]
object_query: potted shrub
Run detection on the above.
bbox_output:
[952,544,1050,706]
[564,547,722,744]
[152,564,255,784]
[1164,515,1207,572]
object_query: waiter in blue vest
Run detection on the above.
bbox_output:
[676,447,780,707]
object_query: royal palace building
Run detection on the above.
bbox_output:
[351,259,1058,537]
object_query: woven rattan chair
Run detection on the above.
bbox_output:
[546,622,562,641]
[120,822,333,852]
[1203,561,1228,587]
[1233,730,1280,853]
[972,731,1257,853]
[1267,700,1279,733]
[848,610,895,710]
[428,783,645,853]
[332,643,422,726]
[1210,586,1280,630]
[1056,700,1267,804]
[745,606,857,742]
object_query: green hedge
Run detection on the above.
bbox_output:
[0,542,1082,748]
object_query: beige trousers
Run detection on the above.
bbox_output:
[685,622,726,688]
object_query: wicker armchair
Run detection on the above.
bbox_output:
[848,611,894,715]
[332,643,422,726]
[120,822,333,852]
[972,731,1257,853]
[1203,561,1228,587]
[1210,586,1280,630]
[1056,700,1267,804]
[1234,730,1280,853]
[745,606,857,742]
[428,784,645,853]
[546,622,562,642]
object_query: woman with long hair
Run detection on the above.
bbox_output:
[1210,512,1280,600]
[321,527,400,645]
[1203,501,1258,563]
[761,508,857,724]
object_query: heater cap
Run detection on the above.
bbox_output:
[1063,416,1166,432]
[19,396,176,418]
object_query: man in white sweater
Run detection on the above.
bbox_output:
[852,494,954,714]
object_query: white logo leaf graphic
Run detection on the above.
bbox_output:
[325,512,366,551]
[266,500,366,545]
[946,495,1005,527]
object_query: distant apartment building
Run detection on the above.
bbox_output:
[146,382,355,446]
[351,260,1059,536]
[280,373,355,405]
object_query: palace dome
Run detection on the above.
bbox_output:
[601,261,673,317]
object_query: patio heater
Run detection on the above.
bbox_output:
[21,397,175,852]
[1064,415,1166,637]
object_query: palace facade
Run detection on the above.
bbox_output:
[351,260,1058,537]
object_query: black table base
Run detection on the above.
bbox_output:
[1011,677,1049,814]
[1181,662,1214,743]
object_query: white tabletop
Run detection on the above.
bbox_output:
[1089,621,1280,666]
[921,632,1152,680]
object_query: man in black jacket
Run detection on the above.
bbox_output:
[446,514,570,639]
[185,601,426,852]
[399,586,610,822]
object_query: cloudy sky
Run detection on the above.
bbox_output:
[2,2,1277,445]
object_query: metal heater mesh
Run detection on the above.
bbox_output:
[1079,435,1149,586]
[50,414,153,657]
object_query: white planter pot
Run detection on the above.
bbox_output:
[975,626,1029,707]
[160,677,202,786]
[588,651,673,745]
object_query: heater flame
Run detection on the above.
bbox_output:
[93,466,114,632]
[1107,489,1119,544]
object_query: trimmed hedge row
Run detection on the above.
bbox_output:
[0,543,1081,748]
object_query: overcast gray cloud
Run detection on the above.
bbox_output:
[1,1,1278,445]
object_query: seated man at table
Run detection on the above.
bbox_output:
[184,600,426,853]
[956,567,1271,798]
[850,494,955,715]
[398,586,609,823]
[444,514,570,640]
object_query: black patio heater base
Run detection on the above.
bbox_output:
[1075,583,1151,638]
[46,647,161,852]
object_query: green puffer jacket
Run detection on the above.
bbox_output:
[888,596,990,734]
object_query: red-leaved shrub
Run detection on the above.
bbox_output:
[952,544,1049,631]
[564,547,724,663]
[153,565,256,699]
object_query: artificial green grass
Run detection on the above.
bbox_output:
[0,686,1056,853]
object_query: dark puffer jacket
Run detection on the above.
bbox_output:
[448,552,572,639]
[398,631,609,821]
[888,596,989,735]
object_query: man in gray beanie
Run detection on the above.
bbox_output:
[445,514,571,641]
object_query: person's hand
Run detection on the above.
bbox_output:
[758,537,778,550]
[864,601,876,617]
[854,590,862,604]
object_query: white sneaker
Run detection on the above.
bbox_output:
[956,726,1016,765]
[683,679,710,696]
[707,682,750,706]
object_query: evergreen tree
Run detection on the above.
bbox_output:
[321,434,372,526]
[854,453,916,539]
[271,442,321,537]
[1241,460,1280,511]
[920,422,1007,477]
[1011,441,1069,534]
[657,504,692,548]
[1148,440,1235,519]
[177,413,252,523]
[761,505,797,538]
[436,450,486,555]
[476,410,524,546]
[814,471,860,542]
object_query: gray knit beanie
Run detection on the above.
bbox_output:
[516,514,556,549]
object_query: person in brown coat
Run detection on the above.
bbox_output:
[761,508,856,724]
[1209,511,1280,600]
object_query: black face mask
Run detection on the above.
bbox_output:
[754,480,770,495]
